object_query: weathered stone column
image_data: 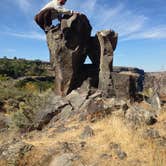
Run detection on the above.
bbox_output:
[97,30,118,97]
[46,14,92,96]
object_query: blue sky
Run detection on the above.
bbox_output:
[0,0,166,71]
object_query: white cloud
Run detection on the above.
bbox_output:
[122,26,166,40]
[80,0,97,12]
[6,49,16,53]
[68,1,147,37]
[6,31,45,41]
[67,0,166,40]
[93,4,147,37]
[2,0,166,41]
[14,0,31,13]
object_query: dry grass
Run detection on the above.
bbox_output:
[78,117,147,165]
[22,115,166,166]
[24,119,83,147]
[1,109,166,166]
[154,109,166,138]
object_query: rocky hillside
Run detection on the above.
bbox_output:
[0,12,166,166]
[0,61,165,165]
[0,88,166,166]
[0,60,166,166]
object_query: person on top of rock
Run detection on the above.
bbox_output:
[34,0,75,32]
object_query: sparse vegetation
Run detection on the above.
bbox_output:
[10,92,51,131]
[0,58,50,78]
[0,58,54,131]
[0,77,53,130]
[0,58,54,115]
[0,57,165,165]
[15,78,54,92]
[15,114,166,166]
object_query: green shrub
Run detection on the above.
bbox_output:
[10,91,52,131]
[15,79,54,92]
[0,58,50,78]
[0,75,10,81]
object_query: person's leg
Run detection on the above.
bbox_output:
[34,12,45,30]
[43,9,53,31]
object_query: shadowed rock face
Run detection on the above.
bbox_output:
[46,13,119,97]
[144,72,166,97]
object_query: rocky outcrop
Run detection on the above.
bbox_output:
[46,13,165,101]
[46,13,118,97]
[0,139,33,165]
[111,72,139,99]
[97,30,117,97]
[46,14,92,96]
[0,113,10,131]
[28,89,160,130]
[144,72,166,99]
[34,95,70,130]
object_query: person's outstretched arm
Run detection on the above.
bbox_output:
[55,5,73,15]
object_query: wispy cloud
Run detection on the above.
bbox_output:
[2,0,166,41]
[67,0,166,40]
[6,49,16,53]
[93,4,147,37]
[14,0,31,13]
[6,31,45,41]
[122,26,166,41]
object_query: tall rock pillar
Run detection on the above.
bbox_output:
[97,30,118,97]
[46,14,92,96]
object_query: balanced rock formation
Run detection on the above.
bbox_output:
[46,13,156,100]
[46,13,118,97]
[47,14,92,96]
[97,30,117,97]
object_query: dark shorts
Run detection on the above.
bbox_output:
[34,8,55,30]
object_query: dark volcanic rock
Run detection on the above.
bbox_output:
[49,153,79,166]
[58,105,73,121]
[143,129,160,139]
[111,72,139,99]
[46,14,120,98]
[34,96,69,130]
[109,142,127,160]
[46,14,92,96]
[113,66,144,75]
[0,139,33,165]
[80,125,94,139]
[117,151,127,160]
[66,90,88,110]
[97,30,118,97]
[144,72,166,97]
[125,106,157,127]
[79,97,106,122]
[45,12,148,100]
[0,113,10,131]
[113,66,145,92]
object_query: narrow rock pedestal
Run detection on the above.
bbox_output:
[97,30,118,97]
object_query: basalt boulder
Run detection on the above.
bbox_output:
[144,72,166,100]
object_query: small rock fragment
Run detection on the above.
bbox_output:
[143,129,160,139]
[80,125,94,139]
